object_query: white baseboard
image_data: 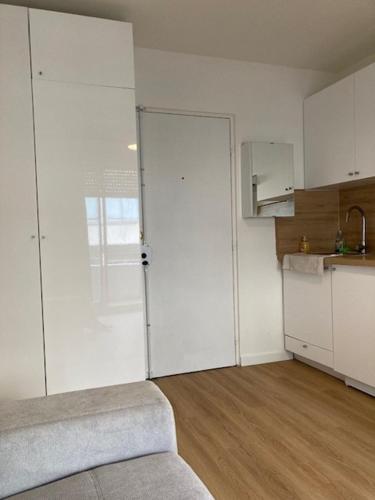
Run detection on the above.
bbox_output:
[345,377,375,397]
[240,350,293,366]
[294,355,345,380]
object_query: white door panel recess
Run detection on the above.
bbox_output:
[140,111,236,377]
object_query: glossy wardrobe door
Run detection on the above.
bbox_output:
[29,9,135,89]
[33,81,146,394]
[0,5,45,399]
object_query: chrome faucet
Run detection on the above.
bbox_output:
[345,205,366,254]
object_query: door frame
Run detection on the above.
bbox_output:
[137,106,240,376]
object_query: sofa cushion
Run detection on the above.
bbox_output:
[0,381,177,498]
[10,452,213,499]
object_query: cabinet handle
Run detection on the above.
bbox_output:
[354,171,360,175]
[348,172,354,176]
[302,344,308,348]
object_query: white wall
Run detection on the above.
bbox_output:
[134,48,334,365]
[337,54,375,79]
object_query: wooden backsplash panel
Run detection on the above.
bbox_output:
[275,189,339,259]
[275,182,375,259]
[340,184,375,252]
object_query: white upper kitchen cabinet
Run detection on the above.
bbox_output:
[29,9,135,88]
[283,269,333,350]
[355,63,375,180]
[304,75,355,189]
[0,4,46,399]
[332,266,375,388]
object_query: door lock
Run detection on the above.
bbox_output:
[141,244,152,267]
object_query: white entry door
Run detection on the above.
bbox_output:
[33,81,146,394]
[140,111,236,378]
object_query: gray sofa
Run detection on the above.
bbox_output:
[0,381,213,499]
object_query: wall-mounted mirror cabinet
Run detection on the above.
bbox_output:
[241,141,294,217]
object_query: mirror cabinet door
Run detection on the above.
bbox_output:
[241,141,294,218]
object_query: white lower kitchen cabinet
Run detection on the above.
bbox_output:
[283,270,333,367]
[332,266,375,388]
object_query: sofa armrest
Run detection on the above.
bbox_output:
[0,381,177,498]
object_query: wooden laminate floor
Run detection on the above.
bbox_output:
[154,360,375,500]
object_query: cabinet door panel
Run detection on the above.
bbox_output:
[252,142,294,201]
[283,270,333,350]
[0,5,45,399]
[33,81,145,395]
[332,266,375,387]
[304,76,355,189]
[29,9,134,88]
[355,64,375,180]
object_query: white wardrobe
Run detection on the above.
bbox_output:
[0,4,146,399]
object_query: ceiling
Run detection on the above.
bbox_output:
[3,0,375,72]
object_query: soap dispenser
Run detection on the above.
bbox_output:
[335,229,344,254]
[299,235,310,254]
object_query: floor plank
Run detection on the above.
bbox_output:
[154,360,375,500]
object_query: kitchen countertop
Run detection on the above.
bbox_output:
[324,254,375,267]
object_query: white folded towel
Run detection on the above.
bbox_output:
[282,253,326,276]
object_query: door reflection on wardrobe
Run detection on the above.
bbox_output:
[85,196,142,308]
